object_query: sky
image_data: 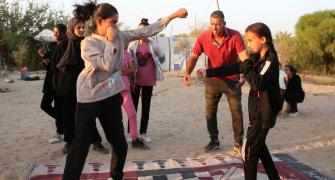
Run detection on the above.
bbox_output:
[18,0,335,36]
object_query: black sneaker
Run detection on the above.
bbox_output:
[204,140,220,152]
[93,142,109,154]
[132,138,150,150]
[62,143,71,154]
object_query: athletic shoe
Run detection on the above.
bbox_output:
[289,112,299,117]
[48,133,63,144]
[204,140,220,153]
[140,134,152,143]
[132,138,150,149]
[93,142,109,154]
[233,141,242,156]
[62,143,71,154]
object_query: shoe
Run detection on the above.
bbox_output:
[132,138,150,149]
[289,112,299,117]
[204,140,220,153]
[93,142,109,154]
[48,133,63,144]
[139,134,152,143]
[126,134,132,143]
[62,143,71,154]
[233,141,242,156]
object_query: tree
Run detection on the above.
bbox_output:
[274,31,297,65]
[295,10,335,74]
[0,0,69,69]
[189,21,208,38]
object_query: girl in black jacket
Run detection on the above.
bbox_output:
[197,22,282,180]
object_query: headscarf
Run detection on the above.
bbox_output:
[57,17,84,72]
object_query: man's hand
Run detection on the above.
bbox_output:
[42,59,50,66]
[183,73,191,87]
[38,48,46,57]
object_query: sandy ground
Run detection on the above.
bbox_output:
[0,72,335,179]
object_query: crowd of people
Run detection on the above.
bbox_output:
[36,1,304,179]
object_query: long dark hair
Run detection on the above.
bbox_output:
[73,0,118,31]
[285,65,297,74]
[245,22,277,55]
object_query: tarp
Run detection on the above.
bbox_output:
[34,29,55,42]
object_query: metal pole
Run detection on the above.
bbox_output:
[216,0,220,10]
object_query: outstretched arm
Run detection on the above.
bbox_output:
[205,62,241,77]
[124,8,188,42]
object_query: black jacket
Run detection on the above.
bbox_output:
[55,38,84,98]
[41,42,57,94]
[206,49,283,128]
[285,74,305,103]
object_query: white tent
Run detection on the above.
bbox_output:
[34,29,55,42]
[153,36,207,71]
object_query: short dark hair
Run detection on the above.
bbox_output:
[139,18,149,26]
[210,11,225,21]
[54,23,67,34]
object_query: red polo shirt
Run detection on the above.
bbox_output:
[193,28,245,80]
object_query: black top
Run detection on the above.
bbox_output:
[55,38,84,98]
[285,73,305,103]
[41,42,57,94]
[206,49,283,128]
[286,74,304,95]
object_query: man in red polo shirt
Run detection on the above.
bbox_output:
[184,11,248,153]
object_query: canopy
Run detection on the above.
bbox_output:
[34,29,55,42]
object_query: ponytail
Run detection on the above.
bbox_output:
[73,1,118,31]
[73,0,97,21]
[268,41,277,56]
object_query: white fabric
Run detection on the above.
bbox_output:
[279,70,286,89]
[34,29,56,42]
[260,61,271,75]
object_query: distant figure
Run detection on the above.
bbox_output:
[20,66,40,81]
[284,65,305,117]
[277,63,286,118]
[128,18,166,143]
[121,50,146,148]
[278,63,286,95]
[37,23,67,144]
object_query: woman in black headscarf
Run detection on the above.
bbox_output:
[284,65,305,116]
[56,18,108,154]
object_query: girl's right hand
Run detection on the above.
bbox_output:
[106,26,118,42]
